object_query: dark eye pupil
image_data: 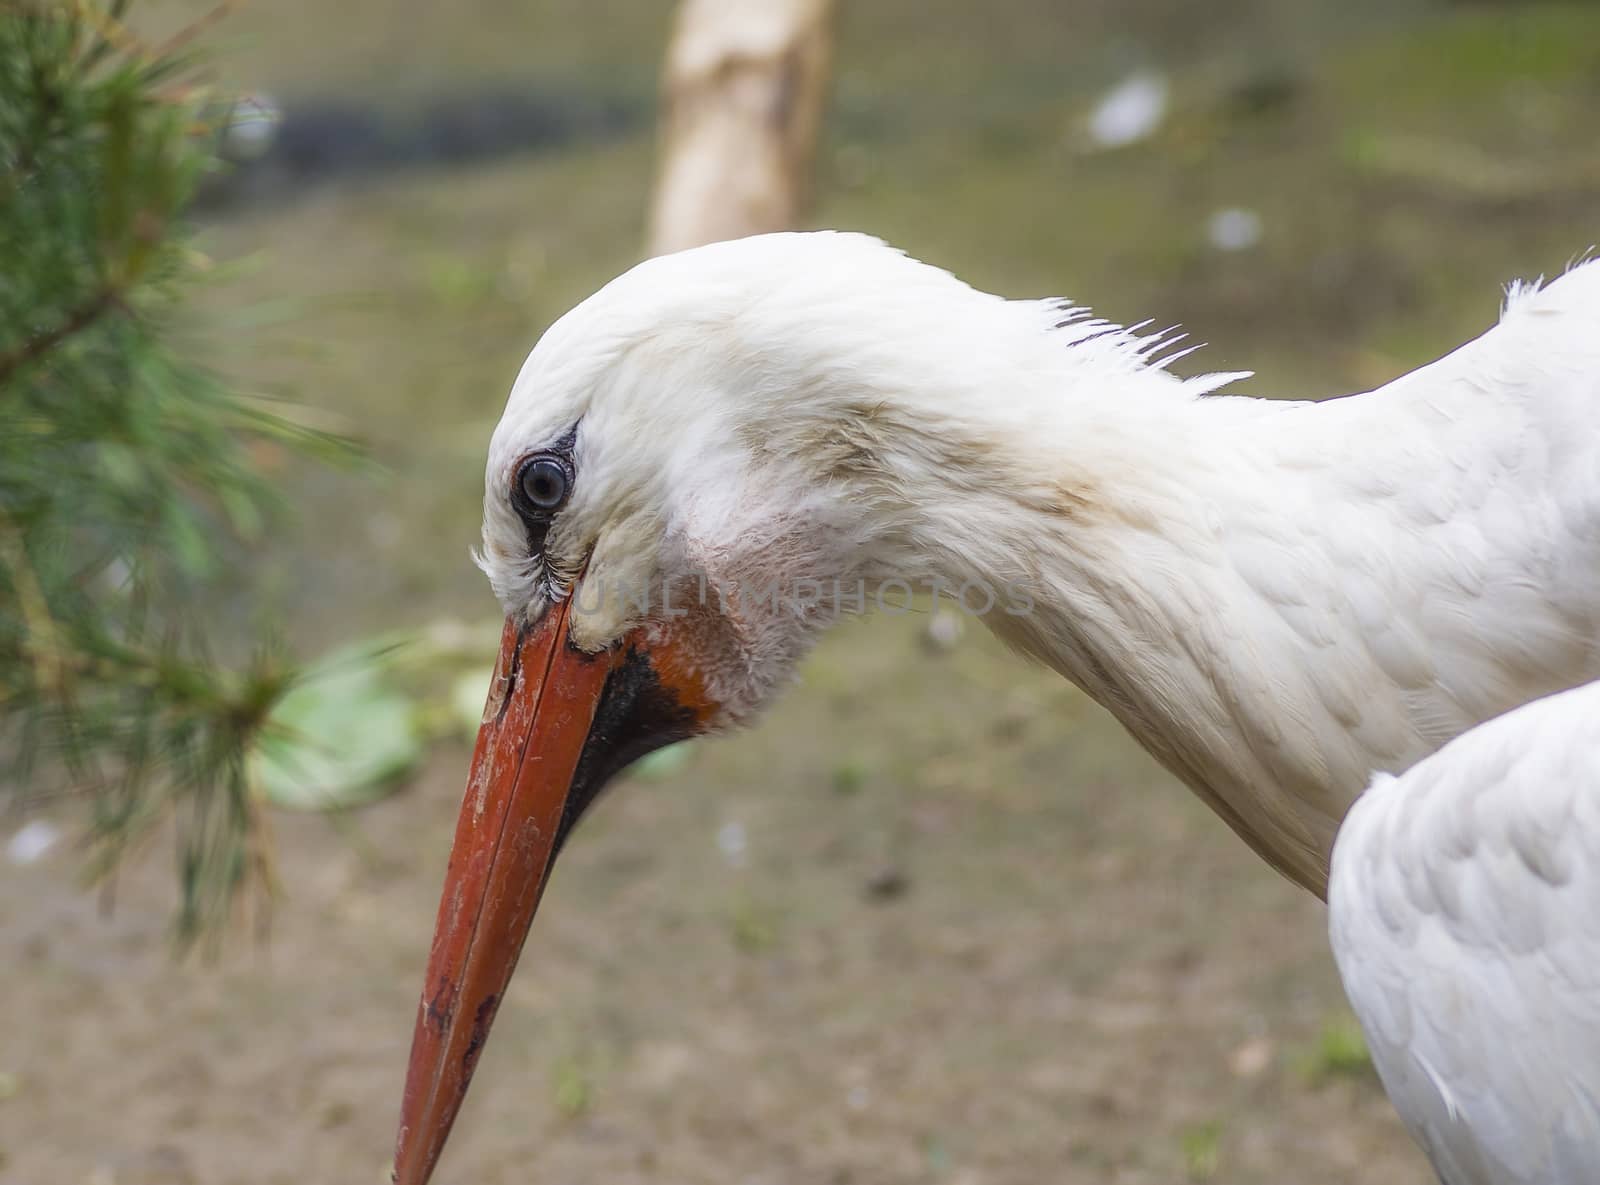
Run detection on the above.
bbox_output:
[519,458,568,511]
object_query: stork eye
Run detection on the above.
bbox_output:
[516,455,571,516]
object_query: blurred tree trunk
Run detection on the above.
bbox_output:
[647,0,837,257]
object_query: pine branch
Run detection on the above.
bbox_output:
[0,283,123,387]
[0,1,355,943]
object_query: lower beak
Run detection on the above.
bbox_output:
[391,600,704,1185]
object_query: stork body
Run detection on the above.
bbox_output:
[1331,680,1600,1185]
[393,234,1600,1185]
[988,256,1600,892]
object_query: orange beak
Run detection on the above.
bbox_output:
[391,600,705,1185]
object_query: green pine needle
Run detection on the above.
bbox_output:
[1,1,351,946]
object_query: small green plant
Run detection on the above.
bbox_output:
[1296,1014,1374,1084]
[830,757,868,795]
[727,896,780,954]
[551,1054,593,1119]
[1180,1120,1223,1182]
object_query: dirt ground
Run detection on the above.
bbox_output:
[5,0,1599,1182]
[2,614,1429,1185]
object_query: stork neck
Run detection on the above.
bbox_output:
[893,369,1243,684]
[738,291,1349,890]
[865,362,1345,893]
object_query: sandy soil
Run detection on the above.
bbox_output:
[2,617,1429,1185]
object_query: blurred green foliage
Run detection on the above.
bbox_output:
[1296,1013,1374,1084]
[1181,1120,1224,1181]
[0,1,348,941]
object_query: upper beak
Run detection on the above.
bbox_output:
[390,598,704,1185]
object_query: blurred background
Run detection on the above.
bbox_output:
[3,0,1597,1182]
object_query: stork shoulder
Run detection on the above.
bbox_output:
[1500,254,1600,326]
[1325,256,1600,442]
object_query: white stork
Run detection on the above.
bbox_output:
[1331,680,1600,1185]
[389,232,1600,1185]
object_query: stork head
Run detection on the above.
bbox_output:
[474,232,939,730]
[392,232,1010,1185]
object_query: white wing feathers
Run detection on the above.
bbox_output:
[1330,681,1600,1185]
